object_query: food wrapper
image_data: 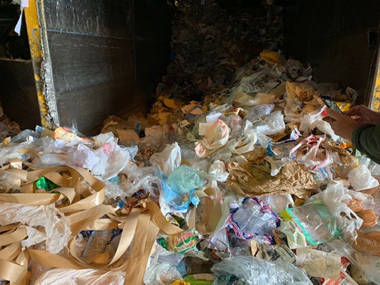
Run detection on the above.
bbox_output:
[171,281,191,285]
[36,177,59,192]
[53,127,83,143]
[184,274,214,284]
[260,50,281,65]
[157,231,198,254]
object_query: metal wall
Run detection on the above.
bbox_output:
[284,0,380,105]
[39,0,172,134]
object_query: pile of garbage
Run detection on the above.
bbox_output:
[1,49,380,285]
[163,0,283,99]
[0,102,21,141]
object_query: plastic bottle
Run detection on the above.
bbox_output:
[81,230,113,263]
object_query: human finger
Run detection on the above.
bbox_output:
[326,108,346,120]
[346,105,362,116]
[354,117,364,125]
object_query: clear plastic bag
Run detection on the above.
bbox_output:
[34,268,125,285]
[253,110,285,136]
[245,104,275,122]
[121,163,158,197]
[286,200,341,245]
[355,252,380,284]
[150,142,182,176]
[144,262,182,285]
[0,202,71,254]
[211,256,312,285]
[312,181,376,239]
[233,92,275,107]
[228,197,280,244]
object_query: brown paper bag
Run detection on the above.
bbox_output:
[226,161,316,198]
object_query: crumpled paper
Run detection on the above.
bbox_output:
[226,161,316,198]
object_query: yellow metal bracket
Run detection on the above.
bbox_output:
[24,0,50,129]
[371,58,380,111]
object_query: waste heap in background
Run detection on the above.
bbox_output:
[162,0,283,100]
[0,101,21,141]
[1,2,380,285]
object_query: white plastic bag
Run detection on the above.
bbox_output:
[0,202,71,254]
[348,164,379,191]
[195,120,230,158]
[231,121,258,155]
[91,133,131,180]
[299,107,339,141]
[311,181,373,240]
[34,268,125,285]
[150,142,181,176]
[197,160,229,189]
[68,144,100,170]
[254,110,285,136]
